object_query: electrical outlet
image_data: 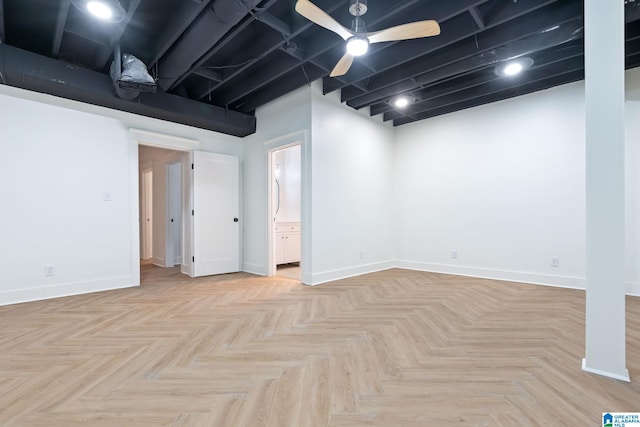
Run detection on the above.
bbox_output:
[44,265,55,276]
[551,257,560,268]
[451,249,458,259]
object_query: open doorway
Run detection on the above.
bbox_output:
[271,144,301,281]
[138,145,187,274]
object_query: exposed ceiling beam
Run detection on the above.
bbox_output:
[0,0,5,43]
[373,42,583,117]
[340,0,578,107]
[194,68,222,82]
[52,0,71,57]
[322,0,492,94]
[324,0,557,96]
[148,0,214,67]
[169,0,283,91]
[0,44,255,136]
[393,69,583,126]
[189,0,349,100]
[237,63,327,113]
[254,11,292,37]
[194,0,478,103]
[468,6,485,30]
[384,54,585,121]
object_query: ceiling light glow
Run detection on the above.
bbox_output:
[86,1,113,20]
[495,57,534,77]
[503,62,523,76]
[394,97,410,108]
[71,0,126,23]
[346,37,369,56]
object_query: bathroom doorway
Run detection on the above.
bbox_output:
[271,144,301,281]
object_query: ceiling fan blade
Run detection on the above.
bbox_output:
[295,0,353,40]
[330,53,355,77]
[367,20,441,44]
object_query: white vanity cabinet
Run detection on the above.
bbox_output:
[275,222,300,265]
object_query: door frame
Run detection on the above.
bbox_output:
[130,129,200,283]
[140,166,153,260]
[264,130,311,283]
[165,160,183,268]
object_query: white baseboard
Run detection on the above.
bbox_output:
[0,276,139,306]
[174,256,182,265]
[152,257,165,267]
[181,263,190,276]
[582,358,630,382]
[242,263,267,276]
[308,260,395,286]
[395,260,586,290]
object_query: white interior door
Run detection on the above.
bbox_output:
[166,161,182,267]
[191,151,240,277]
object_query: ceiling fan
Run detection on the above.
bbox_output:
[295,0,441,77]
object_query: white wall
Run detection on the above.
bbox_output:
[0,85,243,305]
[309,82,396,283]
[242,81,396,284]
[0,91,136,304]
[395,67,640,294]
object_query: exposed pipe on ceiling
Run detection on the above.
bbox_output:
[156,0,262,92]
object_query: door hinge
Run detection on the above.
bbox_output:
[192,256,195,262]
[191,163,194,170]
[192,210,194,216]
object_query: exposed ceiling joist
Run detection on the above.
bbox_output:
[345,2,582,109]
[195,0,451,103]
[468,6,485,30]
[0,44,255,136]
[169,0,283,91]
[328,0,559,97]
[0,0,6,43]
[148,0,214,67]
[3,0,640,132]
[394,69,584,126]
[51,0,71,57]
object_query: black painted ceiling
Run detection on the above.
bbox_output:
[1,0,640,136]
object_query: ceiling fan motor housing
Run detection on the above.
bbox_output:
[349,0,368,16]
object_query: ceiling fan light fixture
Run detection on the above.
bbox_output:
[87,1,113,19]
[71,0,126,23]
[495,57,534,77]
[346,37,369,56]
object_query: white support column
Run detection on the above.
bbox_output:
[582,0,629,382]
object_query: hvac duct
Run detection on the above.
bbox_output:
[0,44,256,136]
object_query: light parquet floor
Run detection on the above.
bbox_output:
[1,267,639,426]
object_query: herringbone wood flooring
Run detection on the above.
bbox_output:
[1,267,639,426]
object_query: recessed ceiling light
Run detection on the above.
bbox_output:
[495,57,534,77]
[503,62,523,76]
[71,0,126,23]
[392,95,414,109]
[346,37,369,56]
